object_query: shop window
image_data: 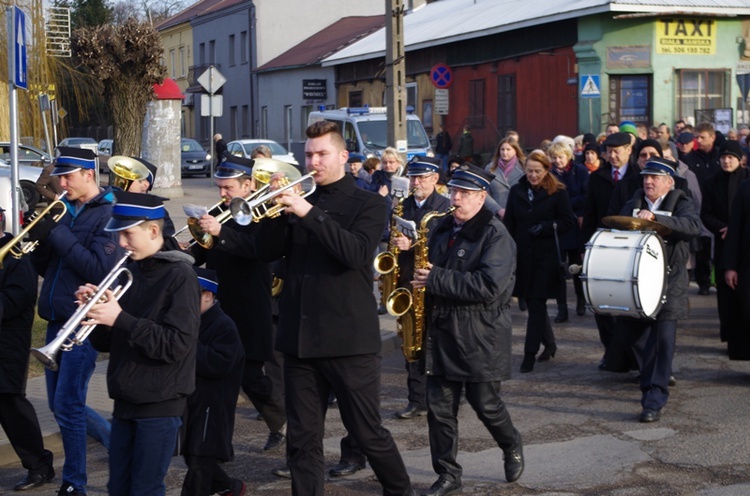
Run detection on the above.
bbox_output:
[676,69,730,123]
[608,75,651,125]
[349,91,363,108]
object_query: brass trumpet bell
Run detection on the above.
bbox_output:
[108,156,151,191]
[251,158,302,186]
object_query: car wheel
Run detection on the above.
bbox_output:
[206,172,211,177]
[21,180,40,210]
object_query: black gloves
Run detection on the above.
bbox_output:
[26,213,57,242]
[528,223,543,237]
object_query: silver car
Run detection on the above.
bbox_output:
[0,143,49,209]
[225,139,300,167]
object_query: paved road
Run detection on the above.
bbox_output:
[2,177,750,495]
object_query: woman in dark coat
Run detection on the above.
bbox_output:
[504,150,576,373]
[548,141,589,321]
[701,140,750,358]
[181,268,246,496]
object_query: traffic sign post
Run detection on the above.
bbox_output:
[580,74,601,134]
[198,66,226,183]
[430,64,453,89]
[6,6,29,234]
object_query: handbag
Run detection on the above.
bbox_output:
[553,222,570,281]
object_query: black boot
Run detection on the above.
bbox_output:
[554,306,568,323]
[520,353,535,373]
[538,343,557,362]
[576,295,586,316]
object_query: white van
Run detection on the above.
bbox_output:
[307,107,433,161]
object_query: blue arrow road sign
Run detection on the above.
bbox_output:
[13,6,27,90]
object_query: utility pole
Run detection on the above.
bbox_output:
[385,0,407,162]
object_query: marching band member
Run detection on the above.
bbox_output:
[190,157,287,451]
[0,208,55,492]
[391,157,451,420]
[181,267,246,496]
[84,191,200,495]
[258,121,414,496]
[29,147,122,496]
[617,157,700,422]
[413,163,523,496]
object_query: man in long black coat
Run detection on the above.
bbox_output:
[0,219,55,491]
[582,132,637,367]
[414,164,524,495]
[700,140,750,358]
[723,177,750,359]
[191,157,286,451]
[258,121,413,496]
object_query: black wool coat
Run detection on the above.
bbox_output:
[620,189,701,321]
[423,209,516,382]
[504,177,576,299]
[724,179,750,316]
[258,174,387,358]
[0,233,37,393]
[183,302,245,460]
[192,220,273,362]
[701,167,750,270]
[582,162,638,246]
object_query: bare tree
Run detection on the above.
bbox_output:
[72,18,166,156]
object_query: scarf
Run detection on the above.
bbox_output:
[496,156,518,177]
[584,159,600,173]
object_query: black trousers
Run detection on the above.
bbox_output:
[716,270,750,359]
[694,235,712,289]
[284,353,412,496]
[556,249,584,308]
[524,298,555,354]
[242,359,286,433]
[0,393,53,474]
[180,454,232,496]
[426,376,520,482]
[405,359,427,410]
[595,313,615,351]
[338,434,366,465]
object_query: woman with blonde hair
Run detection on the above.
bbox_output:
[484,137,526,218]
[369,147,404,197]
[504,150,576,373]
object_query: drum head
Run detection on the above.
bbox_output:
[635,233,666,317]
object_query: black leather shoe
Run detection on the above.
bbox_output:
[698,286,710,295]
[538,343,557,362]
[518,298,527,312]
[639,408,661,423]
[56,483,85,495]
[263,432,286,450]
[420,477,462,496]
[576,296,586,316]
[271,465,292,479]
[504,444,524,482]
[395,403,428,419]
[378,305,388,315]
[554,307,568,323]
[328,460,366,477]
[668,375,676,387]
[13,468,54,491]
[520,353,535,373]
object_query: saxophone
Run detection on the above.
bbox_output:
[373,195,407,308]
[388,206,455,362]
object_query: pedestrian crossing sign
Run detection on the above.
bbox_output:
[580,75,601,98]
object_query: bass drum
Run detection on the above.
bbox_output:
[581,229,667,319]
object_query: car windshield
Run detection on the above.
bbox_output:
[242,141,288,156]
[181,140,204,152]
[356,120,430,150]
[66,138,97,145]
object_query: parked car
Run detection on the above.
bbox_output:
[225,139,300,167]
[98,139,113,156]
[0,143,48,209]
[181,138,212,177]
[0,169,30,222]
[58,137,99,154]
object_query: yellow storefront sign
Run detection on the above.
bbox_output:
[656,18,716,55]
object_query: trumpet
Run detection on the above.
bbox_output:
[0,200,67,269]
[30,251,134,371]
[183,159,302,248]
[229,171,317,225]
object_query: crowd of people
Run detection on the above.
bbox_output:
[0,115,748,496]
